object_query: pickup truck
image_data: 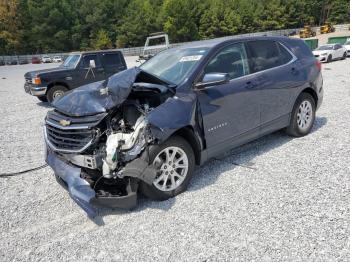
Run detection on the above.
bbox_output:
[24,50,127,102]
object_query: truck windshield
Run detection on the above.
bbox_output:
[140,47,209,85]
[61,54,80,68]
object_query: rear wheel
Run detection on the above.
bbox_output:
[326,54,332,63]
[286,93,316,137]
[140,136,195,201]
[37,96,48,102]
[47,85,68,103]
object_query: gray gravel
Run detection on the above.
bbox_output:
[0,58,350,261]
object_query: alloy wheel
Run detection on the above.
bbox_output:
[297,100,313,131]
[152,146,189,192]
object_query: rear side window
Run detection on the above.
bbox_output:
[204,42,250,80]
[101,53,122,67]
[288,39,314,58]
[247,40,293,72]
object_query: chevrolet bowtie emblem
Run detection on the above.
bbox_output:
[59,119,71,126]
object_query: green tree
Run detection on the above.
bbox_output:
[199,0,241,39]
[160,0,201,42]
[0,0,21,54]
[93,29,112,50]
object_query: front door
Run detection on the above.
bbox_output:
[196,42,261,152]
[77,54,105,86]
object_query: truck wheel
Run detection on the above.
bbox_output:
[37,96,48,102]
[286,93,315,137]
[47,85,68,103]
[326,54,332,63]
[140,136,195,201]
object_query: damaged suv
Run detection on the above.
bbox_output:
[45,37,323,217]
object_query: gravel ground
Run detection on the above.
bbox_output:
[0,58,349,261]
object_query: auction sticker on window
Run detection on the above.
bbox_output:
[180,55,203,62]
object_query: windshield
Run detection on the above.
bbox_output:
[61,54,80,68]
[316,45,333,51]
[140,47,209,85]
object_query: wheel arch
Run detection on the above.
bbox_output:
[301,87,318,108]
[47,81,70,93]
[172,126,202,165]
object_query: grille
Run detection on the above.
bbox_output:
[24,78,32,93]
[45,110,106,153]
[314,55,319,58]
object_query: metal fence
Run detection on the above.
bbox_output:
[2,23,349,64]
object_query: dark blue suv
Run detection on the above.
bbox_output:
[45,36,323,216]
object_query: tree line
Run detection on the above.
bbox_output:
[0,0,349,55]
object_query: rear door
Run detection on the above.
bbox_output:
[334,44,344,58]
[100,52,126,78]
[196,42,261,151]
[246,40,304,126]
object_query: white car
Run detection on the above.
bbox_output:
[343,40,350,57]
[312,44,347,63]
[53,56,62,63]
[41,56,52,63]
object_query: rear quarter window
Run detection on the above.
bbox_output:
[287,39,314,59]
[101,53,122,67]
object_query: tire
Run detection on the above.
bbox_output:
[37,96,48,102]
[326,54,332,63]
[140,136,195,201]
[47,85,68,103]
[342,52,347,60]
[286,93,316,137]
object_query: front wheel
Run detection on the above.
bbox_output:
[326,54,332,63]
[286,93,316,137]
[342,52,347,60]
[47,85,68,103]
[140,136,195,201]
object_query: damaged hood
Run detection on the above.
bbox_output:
[52,67,141,117]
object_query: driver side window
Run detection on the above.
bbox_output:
[205,43,250,80]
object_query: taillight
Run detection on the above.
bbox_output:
[315,60,322,71]
[32,77,41,85]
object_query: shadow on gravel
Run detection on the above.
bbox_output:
[311,116,327,134]
[36,101,52,108]
[91,116,327,223]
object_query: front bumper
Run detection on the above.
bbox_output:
[24,83,47,96]
[314,55,328,62]
[46,149,138,217]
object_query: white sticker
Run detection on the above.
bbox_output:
[179,55,203,62]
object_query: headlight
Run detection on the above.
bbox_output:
[32,77,41,85]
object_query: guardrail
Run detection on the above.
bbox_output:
[1,23,349,64]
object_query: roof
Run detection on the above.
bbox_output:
[69,49,122,55]
[175,36,293,50]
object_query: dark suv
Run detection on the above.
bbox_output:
[24,50,127,102]
[45,36,323,217]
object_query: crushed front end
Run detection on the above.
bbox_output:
[44,68,173,217]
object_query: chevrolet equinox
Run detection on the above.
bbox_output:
[45,36,323,216]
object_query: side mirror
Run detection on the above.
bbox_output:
[195,73,230,89]
[89,60,96,68]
